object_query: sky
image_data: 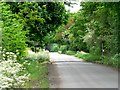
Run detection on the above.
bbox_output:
[65,1,81,13]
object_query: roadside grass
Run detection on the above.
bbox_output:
[59,50,118,69]
[65,50,76,55]
[23,60,49,88]
[75,51,101,62]
[22,49,50,88]
[74,51,119,69]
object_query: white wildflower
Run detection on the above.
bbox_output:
[3,54,5,57]
[0,58,29,89]
[16,50,19,52]
[28,63,31,65]
[6,52,9,54]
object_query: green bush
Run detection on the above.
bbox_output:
[109,54,119,68]
[65,50,76,55]
[75,51,87,58]
[75,51,100,62]
[90,47,101,56]
[1,3,27,59]
[50,43,59,52]
[59,45,67,53]
[24,60,49,88]
[75,51,119,69]
[30,47,41,52]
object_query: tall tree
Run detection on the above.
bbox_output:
[7,2,68,47]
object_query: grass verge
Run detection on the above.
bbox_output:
[75,51,101,62]
[65,50,76,55]
[23,60,49,88]
[74,51,119,69]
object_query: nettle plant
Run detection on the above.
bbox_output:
[0,47,29,89]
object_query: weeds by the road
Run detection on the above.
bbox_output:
[23,60,49,88]
[74,51,119,69]
[65,50,76,55]
[64,50,119,69]
[22,49,50,88]
[75,51,101,62]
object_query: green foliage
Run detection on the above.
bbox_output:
[46,43,68,53]
[43,2,119,69]
[89,46,101,56]
[77,2,120,68]
[75,51,101,62]
[49,14,88,52]
[59,45,68,53]
[44,32,55,45]
[102,54,119,68]
[68,13,88,51]
[0,5,1,47]
[23,50,49,88]
[49,43,59,52]
[65,50,76,55]
[1,3,27,59]
[7,2,68,47]
[26,51,49,63]
[24,60,49,88]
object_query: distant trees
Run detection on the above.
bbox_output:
[47,2,120,68]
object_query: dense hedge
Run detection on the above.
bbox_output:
[1,3,27,59]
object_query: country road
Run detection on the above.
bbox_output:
[48,52,118,88]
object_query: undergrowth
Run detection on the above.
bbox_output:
[23,60,49,88]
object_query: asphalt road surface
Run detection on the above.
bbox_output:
[48,52,118,88]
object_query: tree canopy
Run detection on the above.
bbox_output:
[7,2,68,47]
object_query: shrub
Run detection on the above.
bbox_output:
[65,50,76,55]
[26,50,49,63]
[59,45,67,53]
[75,51,100,62]
[90,47,101,56]
[0,49,29,89]
[109,54,119,68]
[1,3,27,59]
[0,60,29,88]
[50,43,59,52]
[58,51,62,54]
[23,59,49,88]
[75,51,87,58]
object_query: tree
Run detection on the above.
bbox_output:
[7,2,68,47]
[80,2,119,67]
[67,11,88,51]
